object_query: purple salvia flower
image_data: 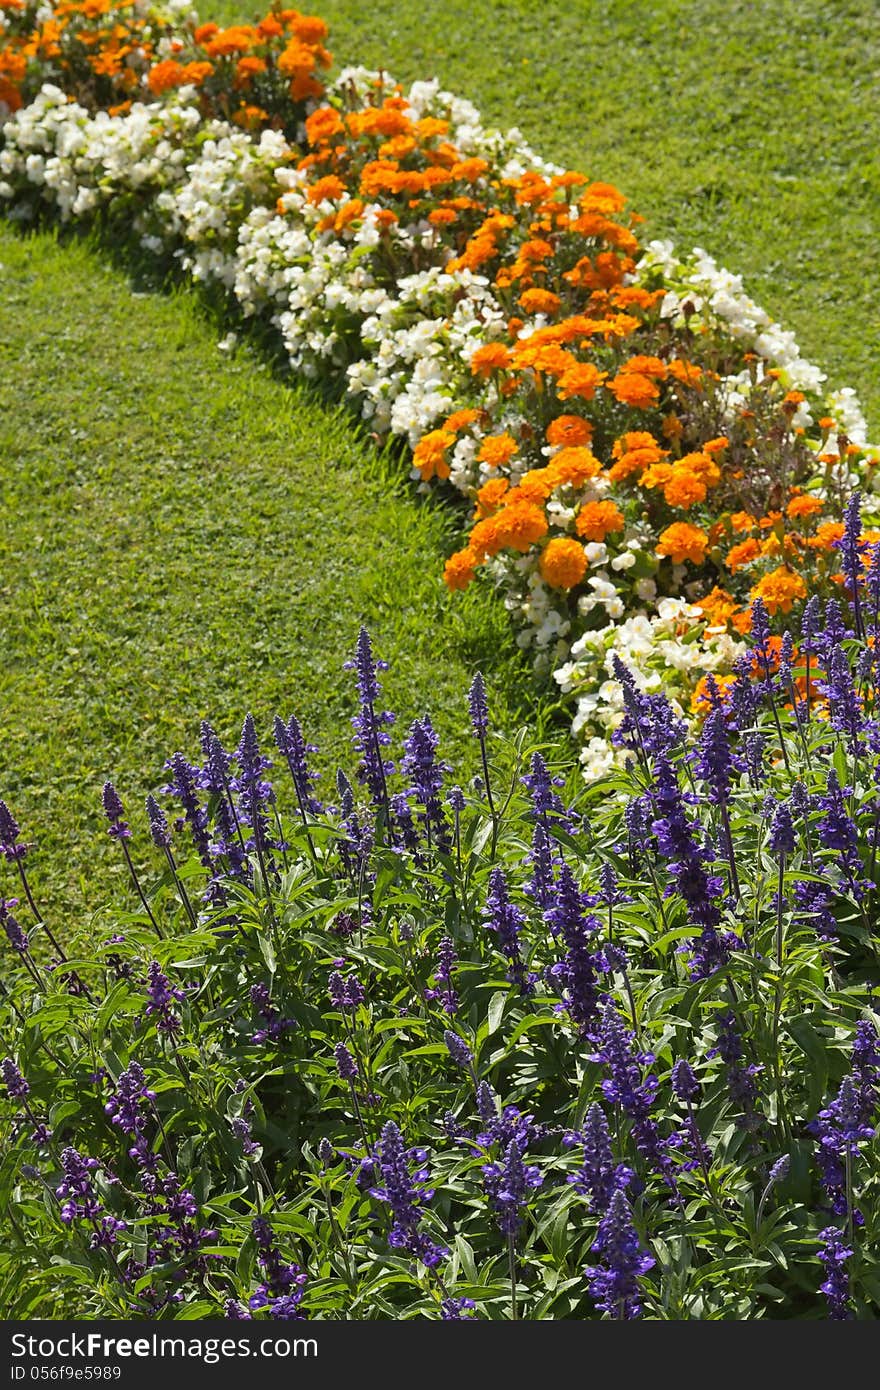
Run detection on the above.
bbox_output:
[328,971,365,1013]
[231,1116,259,1157]
[851,1018,880,1121]
[819,644,863,754]
[522,752,569,827]
[250,1216,308,1318]
[484,867,532,994]
[371,1120,447,1267]
[816,769,867,894]
[793,879,838,941]
[468,671,489,737]
[524,818,556,910]
[567,1102,631,1212]
[249,982,295,1043]
[145,794,172,850]
[441,1296,476,1319]
[801,594,821,652]
[818,598,852,660]
[834,490,865,639]
[427,936,459,1015]
[817,1227,853,1320]
[482,1137,542,1237]
[101,782,130,841]
[1,1057,29,1099]
[104,1061,155,1134]
[0,899,28,954]
[144,961,185,1036]
[447,785,466,813]
[56,1147,102,1223]
[708,1010,761,1130]
[236,714,275,858]
[545,862,603,1034]
[768,803,796,858]
[670,1059,700,1102]
[0,801,26,862]
[273,713,323,816]
[590,1002,674,1187]
[444,1029,474,1072]
[651,754,730,979]
[624,796,650,874]
[344,628,395,812]
[165,753,212,869]
[696,708,738,806]
[809,1073,874,1219]
[334,1043,358,1082]
[401,716,450,851]
[225,1300,252,1320]
[585,1187,654,1319]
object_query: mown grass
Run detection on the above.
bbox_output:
[2,0,877,916]
[213,0,878,423]
[0,227,535,920]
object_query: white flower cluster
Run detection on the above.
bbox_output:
[639,240,879,464]
[1,68,875,779]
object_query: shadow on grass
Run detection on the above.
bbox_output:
[3,208,567,752]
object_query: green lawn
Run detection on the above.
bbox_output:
[0,229,531,920]
[1,0,877,918]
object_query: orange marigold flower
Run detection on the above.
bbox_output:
[305,106,343,145]
[470,342,512,377]
[730,510,756,532]
[470,516,503,560]
[808,521,846,551]
[307,174,346,203]
[667,358,703,387]
[236,55,267,81]
[656,522,709,566]
[428,207,457,226]
[444,548,479,591]
[556,361,606,401]
[291,13,329,43]
[662,469,706,509]
[575,500,625,542]
[413,429,454,481]
[750,566,807,615]
[547,446,601,487]
[0,75,22,111]
[180,61,213,84]
[704,436,729,454]
[694,585,738,628]
[477,433,518,469]
[607,370,660,408]
[690,671,738,714]
[444,408,480,432]
[493,501,548,552]
[474,478,510,518]
[519,287,561,316]
[620,354,667,379]
[725,538,762,573]
[786,493,824,519]
[203,25,256,57]
[540,537,588,589]
[147,59,185,94]
[496,470,546,507]
[546,414,592,448]
[194,22,219,42]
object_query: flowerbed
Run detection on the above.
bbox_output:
[3,544,880,1319]
[2,1,878,776]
